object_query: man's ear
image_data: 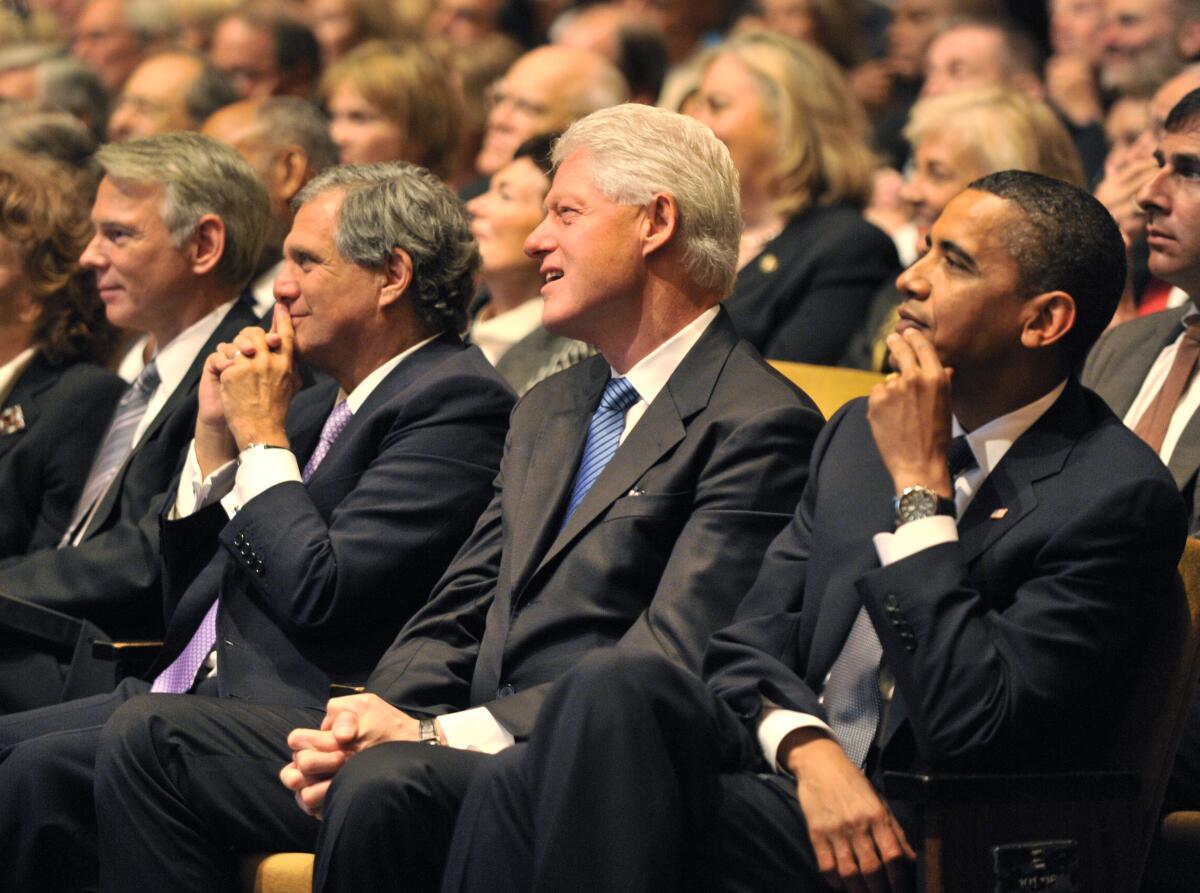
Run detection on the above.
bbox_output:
[379,247,414,308]
[1180,18,1200,60]
[271,146,309,204]
[641,192,679,259]
[189,214,226,277]
[1020,290,1076,350]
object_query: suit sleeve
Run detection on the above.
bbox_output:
[484,399,826,739]
[860,469,1186,769]
[216,369,511,644]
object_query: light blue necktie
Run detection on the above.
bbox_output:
[150,399,354,694]
[823,435,977,767]
[60,360,160,546]
[561,376,639,526]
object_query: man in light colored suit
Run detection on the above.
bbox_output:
[95,102,824,893]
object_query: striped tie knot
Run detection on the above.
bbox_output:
[597,376,639,414]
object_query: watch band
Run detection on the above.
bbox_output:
[418,717,441,746]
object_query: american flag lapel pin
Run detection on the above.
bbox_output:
[0,404,25,435]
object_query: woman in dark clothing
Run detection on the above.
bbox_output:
[0,153,124,558]
[689,31,899,364]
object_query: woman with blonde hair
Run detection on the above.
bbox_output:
[320,39,460,180]
[689,31,899,363]
[844,86,1087,370]
[0,154,124,557]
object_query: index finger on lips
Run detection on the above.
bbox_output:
[902,328,944,376]
[885,332,917,376]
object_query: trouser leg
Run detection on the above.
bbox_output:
[315,740,489,893]
[95,694,323,893]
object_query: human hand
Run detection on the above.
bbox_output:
[849,60,894,112]
[194,348,239,476]
[868,329,953,498]
[278,694,421,818]
[1095,133,1158,244]
[220,306,298,450]
[783,729,916,892]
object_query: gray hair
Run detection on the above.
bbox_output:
[293,163,478,334]
[96,131,271,288]
[552,103,741,295]
[253,97,338,175]
[37,56,109,143]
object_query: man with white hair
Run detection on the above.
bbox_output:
[95,103,824,893]
[1099,0,1200,96]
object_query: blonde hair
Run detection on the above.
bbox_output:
[320,40,460,180]
[707,31,876,216]
[905,87,1086,187]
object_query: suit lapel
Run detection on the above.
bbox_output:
[85,298,260,537]
[507,357,605,593]
[956,382,1082,566]
[523,312,737,588]
[0,353,53,461]
[1104,308,1186,417]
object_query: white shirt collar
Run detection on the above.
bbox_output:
[0,346,37,404]
[615,306,720,408]
[469,297,544,365]
[953,379,1068,477]
[339,333,441,414]
[251,261,282,320]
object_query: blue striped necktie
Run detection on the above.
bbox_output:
[60,360,160,546]
[561,376,640,525]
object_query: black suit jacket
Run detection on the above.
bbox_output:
[1082,306,1200,529]
[0,353,125,558]
[706,381,1187,777]
[366,311,825,738]
[722,203,899,364]
[146,337,513,708]
[0,297,261,640]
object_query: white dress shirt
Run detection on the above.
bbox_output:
[757,380,1068,772]
[251,261,281,320]
[437,306,722,754]
[1123,308,1200,465]
[469,298,545,365]
[173,334,437,519]
[0,346,36,405]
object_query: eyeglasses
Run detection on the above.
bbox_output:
[484,85,552,120]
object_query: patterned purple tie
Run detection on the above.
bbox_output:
[150,400,354,694]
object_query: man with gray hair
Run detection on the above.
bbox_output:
[202,96,339,315]
[94,102,823,892]
[0,132,271,716]
[0,161,514,893]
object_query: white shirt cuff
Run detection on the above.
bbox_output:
[758,703,835,774]
[232,445,302,511]
[172,441,237,519]
[436,706,516,754]
[872,514,958,566]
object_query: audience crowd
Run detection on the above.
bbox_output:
[0,0,1198,890]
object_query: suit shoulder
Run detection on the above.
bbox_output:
[378,342,516,419]
[1074,387,1179,483]
[49,360,126,401]
[712,341,824,416]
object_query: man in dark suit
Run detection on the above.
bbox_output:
[93,102,824,893]
[438,171,1188,893]
[0,162,513,893]
[1082,87,1200,812]
[0,132,272,713]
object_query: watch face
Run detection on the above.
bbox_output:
[897,487,939,523]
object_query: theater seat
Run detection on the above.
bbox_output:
[767,360,883,419]
[885,537,1200,893]
[240,852,313,893]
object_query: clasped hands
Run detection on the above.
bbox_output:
[195,304,300,476]
[279,693,430,820]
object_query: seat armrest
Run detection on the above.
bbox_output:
[883,770,1139,804]
[91,640,163,661]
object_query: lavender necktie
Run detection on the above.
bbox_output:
[151,399,354,695]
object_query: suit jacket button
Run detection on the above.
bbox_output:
[254,560,265,576]
[497,684,515,698]
[884,594,900,610]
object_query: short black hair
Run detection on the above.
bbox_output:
[1165,86,1200,134]
[512,133,557,178]
[967,170,1125,367]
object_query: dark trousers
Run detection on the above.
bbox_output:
[95,694,322,893]
[0,676,149,893]
[442,650,829,893]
